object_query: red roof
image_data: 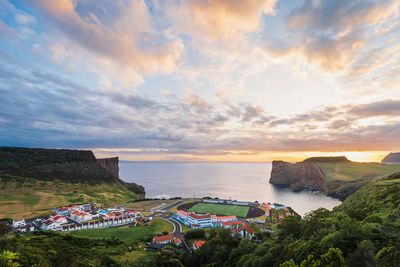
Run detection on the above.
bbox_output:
[136,217,145,221]
[232,225,254,235]
[194,240,206,248]
[58,207,69,211]
[221,221,244,226]
[176,210,187,216]
[174,238,182,244]
[189,213,211,219]
[154,234,174,243]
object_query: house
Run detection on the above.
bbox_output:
[124,210,140,217]
[71,211,93,222]
[16,224,35,232]
[12,219,26,228]
[188,213,213,228]
[53,207,70,216]
[174,238,182,246]
[221,220,245,228]
[153,234,174,244]
[52,215,68,224]
[193,240,206,250]
[231,225,254,239]
[42,219,61,231]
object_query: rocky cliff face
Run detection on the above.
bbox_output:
[0,147,145,197]
[269,156,361,200]
[97,157,119,178]
[381,152,400,164]
[269,160,326,192]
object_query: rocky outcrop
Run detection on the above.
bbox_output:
[269,156,360,200]
[269,160,326,192]
[97,157,119,178]
[381,152,400,164]
[0,147,145,197]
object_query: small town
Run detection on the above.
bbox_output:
[10,198,294,252]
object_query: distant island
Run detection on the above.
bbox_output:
[381,152,400,164]
[269,155,400,200]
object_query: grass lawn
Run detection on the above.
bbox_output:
[189,203,249,217]
[68,218,173,242]
[318,162,400,182]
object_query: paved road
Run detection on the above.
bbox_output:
[160,200,185,211]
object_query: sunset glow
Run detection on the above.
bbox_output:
[1,0,399,162]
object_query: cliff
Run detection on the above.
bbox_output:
[97,157,119,178]
[0,147,145,197]
[269,160,326,192]
[381,152,400,164]
[269,156,400,200]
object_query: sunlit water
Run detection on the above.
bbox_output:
[120,162,341,216]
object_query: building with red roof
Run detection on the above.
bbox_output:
[221,220,245,228]
[193,240,206,250]
[174,238,182,246]
[231,225,254,239]
[153,234,175,244]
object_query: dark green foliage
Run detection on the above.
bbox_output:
[184,229,205,239]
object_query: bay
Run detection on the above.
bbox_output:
[120,161,341,216]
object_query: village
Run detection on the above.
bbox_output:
[10,198,295,251]
[12,202,144,233]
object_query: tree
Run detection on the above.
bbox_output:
[280,259,298,267]
[374,246,400,267]
[277,216,302,240]
[320,248,345,267]
[0,223,12,239]
[0,251,20,267]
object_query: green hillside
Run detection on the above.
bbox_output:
[2,172,400,266]
[318,162,400,182]
[0,147,145,219]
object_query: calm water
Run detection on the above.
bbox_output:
[120,162,341,216]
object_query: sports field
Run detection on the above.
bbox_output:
[188,203,249,217]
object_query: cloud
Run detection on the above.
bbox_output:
[263,0,400,89]
[164,0,278,39]
[28,0,184,74]
[349,100,400,117]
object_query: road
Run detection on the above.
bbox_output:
[135,200,191,251]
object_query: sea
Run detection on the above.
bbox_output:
[120,161,342,216]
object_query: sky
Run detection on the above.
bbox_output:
[0,0,399,162]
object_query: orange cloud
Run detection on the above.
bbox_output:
[166,0,278,39]
[31,0,184,74]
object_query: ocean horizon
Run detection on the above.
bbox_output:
[120,161,341,216]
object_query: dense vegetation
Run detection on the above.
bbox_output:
[1,174,400,266]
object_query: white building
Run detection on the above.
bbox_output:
[42,219,61,231]
[12,219,26,228]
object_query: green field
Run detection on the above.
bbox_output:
[0,179,140,219]
[188,203,249,217]
[69,218,173,241]
[318,162,400,182]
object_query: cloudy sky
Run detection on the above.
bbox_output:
[0,0,399,162]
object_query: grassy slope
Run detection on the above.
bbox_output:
[69,218,173,241]
[318,162,400,182]
[335,177,400,226]
[189,203,249,217]
[0,179,139,219]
